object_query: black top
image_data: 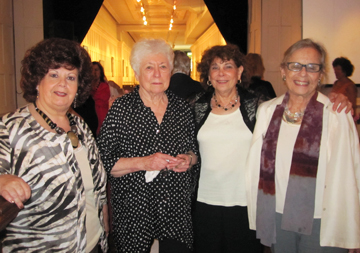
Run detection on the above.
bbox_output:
[73,96,98,137]
[193,85,267,134]
[248,76,277,99]
[168,73,205,100]
[97,86,199,251]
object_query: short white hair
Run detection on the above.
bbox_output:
[130,38,174,75]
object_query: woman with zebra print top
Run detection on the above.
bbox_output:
[0,38,108,252]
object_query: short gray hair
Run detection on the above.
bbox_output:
[173,50,190,75]
[130,38,174,75]
[281,38,327,75]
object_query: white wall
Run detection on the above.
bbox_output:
[303,0,360,84]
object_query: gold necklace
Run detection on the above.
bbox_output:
[211,93,239,111]
[34,102,79,148]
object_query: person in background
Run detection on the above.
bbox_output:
[97,38,199,253]
[247,38,360,253]
[92,61,110,135]
[246,53,276,99]
[168,50,205,100]
[0,38,108,252]
[73,94,98,137]
[331,57,357,114]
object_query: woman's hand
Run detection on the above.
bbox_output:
[168,151,197,173]
[143,153,177,171]
[328,92,353,114]
[0,174,31,209]
[111,153,177,177]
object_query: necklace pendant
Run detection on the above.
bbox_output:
[67,131,79,148]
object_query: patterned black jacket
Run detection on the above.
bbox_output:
[193,84,268,134]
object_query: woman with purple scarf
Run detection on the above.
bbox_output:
[246,39,360,252]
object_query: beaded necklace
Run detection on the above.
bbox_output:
[33,102,79,148]
[211,93,239,111]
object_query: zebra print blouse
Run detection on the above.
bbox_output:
[0,105,108,252]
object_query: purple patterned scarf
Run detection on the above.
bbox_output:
[256,92,323,246]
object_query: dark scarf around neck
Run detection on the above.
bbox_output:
[256,91,324,246]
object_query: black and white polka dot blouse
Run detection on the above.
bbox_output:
[97,86,199,252]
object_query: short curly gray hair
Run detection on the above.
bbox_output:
[130,38,174,76]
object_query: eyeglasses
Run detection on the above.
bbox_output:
[286,62,322,73]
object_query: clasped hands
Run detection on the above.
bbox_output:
[145,152,192,173]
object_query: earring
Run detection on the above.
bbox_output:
[237,79,242,84]
[282,75,286,81]
[207,80,212,86]
[36,86,39,99]
[74,93,78,108]
[318,79,321,86]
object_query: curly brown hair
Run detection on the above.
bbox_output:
[20,38,93,106]
[197,44,249,88]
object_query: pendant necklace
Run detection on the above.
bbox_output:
[33,102,79,148]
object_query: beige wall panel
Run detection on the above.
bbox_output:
[248,0,262,53]
[0,0,16,115]
[262,0,301,96]
[263,0,280,26]
[13,0,43,108]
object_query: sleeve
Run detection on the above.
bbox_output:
[320,109,360,248]
[0,118,11,174]
[187,106,199,158]
[97,100,125,174]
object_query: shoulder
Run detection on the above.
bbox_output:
[1,105,31,127]
[257,94,284,114]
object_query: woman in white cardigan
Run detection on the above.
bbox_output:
[246,39,360,253]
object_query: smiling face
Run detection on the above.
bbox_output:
[136,53,171,96]
[37,66,78,113]
[281,47,323,100]
[208,57,243,95]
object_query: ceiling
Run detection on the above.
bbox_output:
[103,0,213,50]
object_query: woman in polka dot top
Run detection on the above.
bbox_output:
[97,38,199,253]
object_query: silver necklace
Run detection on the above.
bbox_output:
[211,93,239,111]
[282,105,304,124]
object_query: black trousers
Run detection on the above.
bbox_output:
[193,202,262,253]
[159,238,192,253]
